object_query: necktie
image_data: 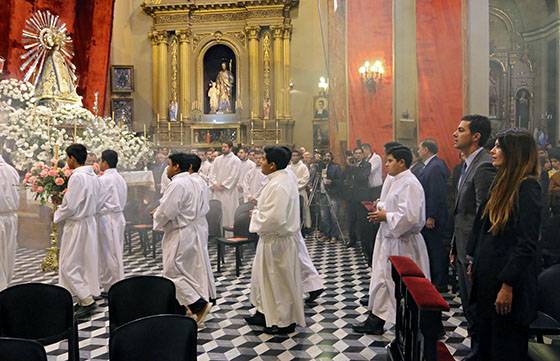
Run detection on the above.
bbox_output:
[458,162,467,189]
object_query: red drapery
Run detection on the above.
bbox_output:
[416,0,463,167]
[0,0,115,113]
[347,0,393,154]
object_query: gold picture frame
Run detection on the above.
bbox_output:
[191,123,240,147]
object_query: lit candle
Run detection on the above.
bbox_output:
[180,121,184,145]
[53,144,59,168]
[157,113,160,123]
[275,119,279,144]
[112,111,115,123]
[168,122,171,141]
[263,118,266,130]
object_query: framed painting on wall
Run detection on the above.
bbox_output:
[111,97,134,127]
[111,65,134,93]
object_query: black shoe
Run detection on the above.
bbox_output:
[100,291,109,299]
[74,303,96,319]
[352,314,385,335]
[305,289,324,304]
[245,311,266,327]
[360,296,369,307]
[263,323,296,335]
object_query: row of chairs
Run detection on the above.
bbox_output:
[0,276,198,361]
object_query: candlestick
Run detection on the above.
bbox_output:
[157,113,160,123]
[143,124,147,138]
[180,121,184,145]
[263,118,266,130]
[112,111,115,123]
[53,144,59,169]
[168,122,171,140]
[275,119,279,144]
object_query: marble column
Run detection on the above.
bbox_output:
[246,26,261,119]
[272,26,284,119]
[157,31,169,121]
[178,30,191,119]
[283,26,292,118]
[465,0,490,115]
[150,31,159,117]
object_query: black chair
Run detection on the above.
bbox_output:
[207,199,224,262]
[0,337,47,361]
[109,314,197,361]
[216,202,258,276]
[530,264,560,342]
[0,283,79,361]
[108,276,184,333]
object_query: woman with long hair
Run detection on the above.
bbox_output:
[469,128,542,360]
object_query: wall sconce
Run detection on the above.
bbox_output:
[318,76,328,95]
[359,60,384,92]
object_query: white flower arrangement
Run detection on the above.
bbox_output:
[0,79,36,111]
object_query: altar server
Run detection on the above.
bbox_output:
[0,154,20,291]
[241,150,268,204]
[353,146,430,335]
[154,153,213,325]
[245,146,305,335]
[97,150,127,293]
[237,147,256,196]
[210,141,241,229]
[287,150,311,228]
[55,144,101,318]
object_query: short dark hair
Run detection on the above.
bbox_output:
[420,139,438,154]
[168,153,195,173]
[264,146,291,170]
[384,141,402,153]
[188,154,202,172]
[66,144,87,165]
[361,143,372,151]
[549,148,560,161]
[101,149,118,168]
[387,145,413,168]
[461,114,491,148]
[223,141,234,148]
[292,149,302,156]
[353,147,363,153]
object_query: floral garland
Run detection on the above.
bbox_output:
[24,162,72,206]
[0,78,36,110]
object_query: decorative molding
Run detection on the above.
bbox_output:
[271,25,284,38]
[522,18,560,42]
[245,25,261,40]
[177,29,192,42]
[155,31,168,44]
[155,13,189,25]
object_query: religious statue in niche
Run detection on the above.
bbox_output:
[168,100,178,122]
[215,61,234,113]
[208,81,219,113]
[515,89,531,129]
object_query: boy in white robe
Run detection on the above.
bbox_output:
[241,150,268,204]
[237,147,256,197]
[154,153,214,326]
[287,150,311,228]
[97,150,128,294]
[246,146,305,335]
[54,144,102,318]
[0,155,20,291]
[210,142,241,230]
[353,145,430,335]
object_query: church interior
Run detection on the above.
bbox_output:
[1,0,560,360]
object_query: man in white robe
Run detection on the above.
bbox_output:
[210,142,241,230]
[287,150,311,228]
[154,153,214,326]
[54,144,101,318]
[237,147,256,198]
[97,150,127,294]
[198,151,212,186]
[246,146,305,335]
[353,145,430,335]
[0,155,19,291]
[241,150,268,204]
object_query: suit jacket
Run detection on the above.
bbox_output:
[470,178,542,326]
[345,160,371,202]
[418,156,450,229]
[324,162,343,197]
[452,149,496,261]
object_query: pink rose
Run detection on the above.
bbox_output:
[31,184,38,192]
[25,172,31,178]
[63,168,72,177]
[40,170,48,177]
[48,169,58,177]
[55,177,65,186]
[36,162,45,168]
[28,176,36,185]
[36,186,44,193]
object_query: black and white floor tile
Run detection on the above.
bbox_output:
[10,237,471,360]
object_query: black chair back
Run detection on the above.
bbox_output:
[0,283,79,361]
[0,337,47,361]
[207,199,223,238]
[538,264,560,321]
[109,314,197,361]
[108,276,183,333]
[233,202,258,242]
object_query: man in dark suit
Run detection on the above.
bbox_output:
[451,115,496,360]
[417,139,450,292]
[319,152,344,241]
[345,148,371,254]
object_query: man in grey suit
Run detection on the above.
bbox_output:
[450,114,495,360]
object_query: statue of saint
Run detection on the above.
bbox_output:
[216,61,234,113]
[207,81,219,113]
[168,100,178,122]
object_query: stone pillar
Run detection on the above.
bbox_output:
[150,31,159,117]
[464,0,489,115]
[272,26,284,119]
[157,31,169,121]
[246,26,261,119]
[283,26,292,118]
[393,0,418,146]
[178,30,191,119]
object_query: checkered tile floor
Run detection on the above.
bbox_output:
[10,237,470,360]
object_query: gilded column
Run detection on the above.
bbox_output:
[283,26,292,118]
[246,26,261,119]
[272,26,284,119]
[157,31,169,121]
[178,30,191,119]
[149,31,159,117]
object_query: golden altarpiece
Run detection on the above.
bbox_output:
[142,0,299,148]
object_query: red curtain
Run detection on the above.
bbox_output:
[0,0,115,113]
[416,0,463,167]
[347,0,393,154]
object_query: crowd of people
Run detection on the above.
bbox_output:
[1,113,559,358]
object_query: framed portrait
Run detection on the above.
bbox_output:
[191,124,240,147]
[111,65,134,93]
[313,122,329,148]
[313,96,329,119]
[111,97,134,126]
